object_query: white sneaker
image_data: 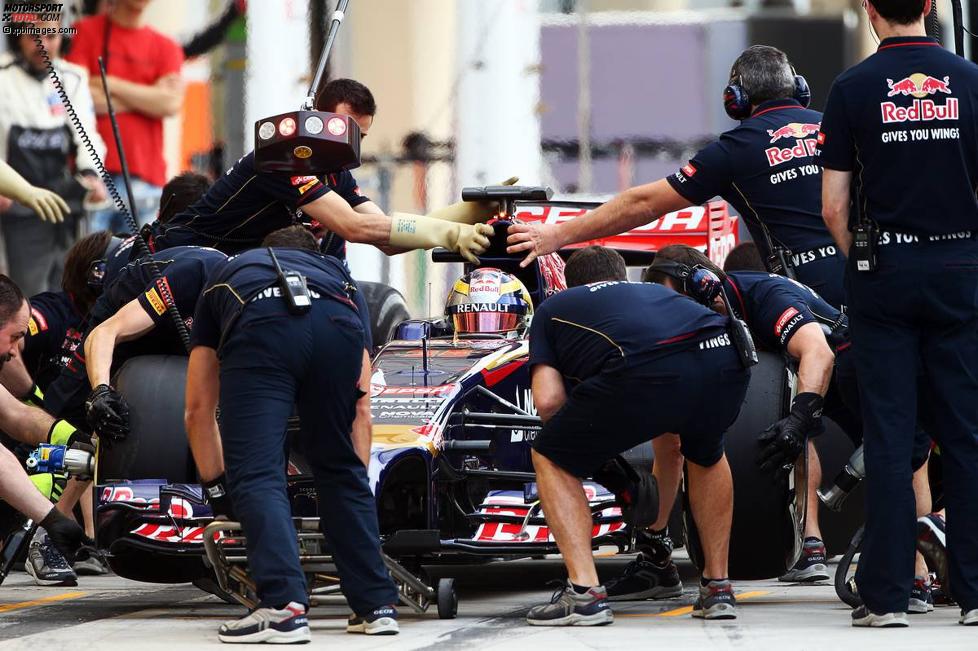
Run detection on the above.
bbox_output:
[24,529,77,587]
[218,602,310,644]
[961,609,978,626]
[851,605,908,628]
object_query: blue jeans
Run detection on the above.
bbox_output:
[218,297,396,611]
[88,174,161,232]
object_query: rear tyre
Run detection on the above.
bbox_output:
[683,351,796,579]
[358,281,410,350]
[101,355,194,483]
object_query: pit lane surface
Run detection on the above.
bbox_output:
[0,553,973,650]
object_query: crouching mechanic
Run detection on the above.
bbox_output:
[525,246,750,626]
[185,226,398,644]
[0,274,92,580]
[43,245,227,433]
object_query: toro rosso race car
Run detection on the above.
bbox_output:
[89,187,861,615]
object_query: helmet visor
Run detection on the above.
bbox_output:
[452,311,522,334]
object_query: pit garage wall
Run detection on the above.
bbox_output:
[538,11,855,196]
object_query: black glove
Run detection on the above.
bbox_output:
[203,474,235,521]
[40,507,94,565]
[592,456,660,531]
[757,392,824,477]
[85,384,131,445]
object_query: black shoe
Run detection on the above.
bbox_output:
[635,528,674,565]
[779,537,830,583]
[526,580,614,626]
[691,580,737,620]
[605,556,683,601]
[347,605,399,635]
[908,576,934,614]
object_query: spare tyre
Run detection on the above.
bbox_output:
[357,281,410,350]
[683,351,798,579]
[100,355,195,484]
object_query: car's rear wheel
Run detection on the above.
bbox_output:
[683,351,797,580]
[101,355,195,483]
[358,281,411,350]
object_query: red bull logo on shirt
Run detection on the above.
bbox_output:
[766,122,821,144]
[881,73,958,124]
[764,122,821,166]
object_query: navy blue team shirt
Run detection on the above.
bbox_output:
[818,36,978,235]
[192,248,372,353]
[667,98,829,255]
[724,271,845,351]
[528,281,730,381]
[157,151,370,256]
[92,247,228,335]
[23,291,85,390]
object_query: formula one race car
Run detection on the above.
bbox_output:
[86,187,862,615]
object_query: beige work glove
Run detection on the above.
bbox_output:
[389,213,494,264]
[0,160,69,223]
[426,176,520,225]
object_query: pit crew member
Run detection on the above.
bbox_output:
[103,171,212,288]
[43,246,227,435]
[151,78,498,264]
[507,45,844,309]
[525,246,750,625]
[0,231,118,400]
[185,226,398,643]
[818,0,978,627]
[638,244,941,609]
[0,273,92,584]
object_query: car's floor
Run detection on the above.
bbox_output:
[0,551,970,650]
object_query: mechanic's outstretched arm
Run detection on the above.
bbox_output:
[83,299,156,389]
[185,346,224,482]
[186,346,235,518]
[506,179,693,267]
[530,364,567,423]
[303,191,494,264]
[350,348,373,467]
[787,323,835,397]
[822,169,853,256]
[83,299,156,443]
[0,382,82,447]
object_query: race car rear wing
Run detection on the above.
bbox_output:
[512,199,739,268]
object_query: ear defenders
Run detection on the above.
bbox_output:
[86,235,125,292]
[648,260,723,306]
[723,69,811,121]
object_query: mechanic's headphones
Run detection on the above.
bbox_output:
[87,235,125,292]
[647,260,723,306]
[723,67,811,121]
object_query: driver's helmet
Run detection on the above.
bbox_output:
[445,268,533,335]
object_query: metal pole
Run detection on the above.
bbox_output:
[576,0,592,194]
[304,0,352,109]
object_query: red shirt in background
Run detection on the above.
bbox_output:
[66,14,183,187]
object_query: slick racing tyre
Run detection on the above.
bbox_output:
[358,281,410,350]
[683,351,796,580]
[100,355,195,483]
